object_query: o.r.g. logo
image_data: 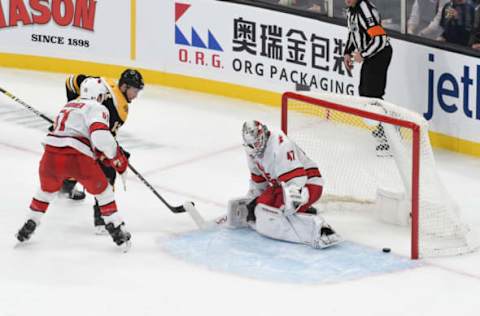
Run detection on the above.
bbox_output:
[175,2,223,69]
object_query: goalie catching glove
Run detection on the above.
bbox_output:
[281,182,309,217]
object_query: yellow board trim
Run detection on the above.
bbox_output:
[1,52,480,156]
[429,131,480,157]
[0,53,279,106]
[130,0,136,60]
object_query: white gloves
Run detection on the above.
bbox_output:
[281,182,309,217]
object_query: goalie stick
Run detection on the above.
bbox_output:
[0,85,207,226]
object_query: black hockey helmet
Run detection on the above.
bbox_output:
[119,69,144,90]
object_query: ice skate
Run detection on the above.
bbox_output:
[93,203,108,235]
[61,179,86,200]
[105,222,132,252]
[16,219,38,243]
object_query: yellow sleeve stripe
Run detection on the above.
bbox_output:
[65,75,73,91]
[72,75,80,94]
[65,75,81,94]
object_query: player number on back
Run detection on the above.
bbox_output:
[54,109,72,132]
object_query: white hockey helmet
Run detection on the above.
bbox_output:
[242,120,270,158]
[80,77,108,101]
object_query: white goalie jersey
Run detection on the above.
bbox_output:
[246,129,323,198]
[229,122,341,249]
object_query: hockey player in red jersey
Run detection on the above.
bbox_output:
[16,78,131,251]
[60,69,144,234]
[227,120,342,249]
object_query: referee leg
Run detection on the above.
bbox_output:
[359,45,392,99]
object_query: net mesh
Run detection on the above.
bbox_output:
[284,92,476,258]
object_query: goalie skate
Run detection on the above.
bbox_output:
[313,225,343,249]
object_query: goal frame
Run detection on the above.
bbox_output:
[281,92,421,259]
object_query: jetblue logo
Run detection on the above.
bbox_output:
[175,2,223,51]
[425,53,480,120]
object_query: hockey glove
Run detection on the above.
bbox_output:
[281,182,309,217]
[102,147,128,174]
[102,147,129,191]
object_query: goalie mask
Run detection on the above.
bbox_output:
[242,120,270,158]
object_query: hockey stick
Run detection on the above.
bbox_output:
[126,163,186,213]
[125,160,208,228]
[0,85,208,226]
[0,86,54,124]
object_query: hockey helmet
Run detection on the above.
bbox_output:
[119,69,144,90]
[242,120,270,157]
[80,77,108,101]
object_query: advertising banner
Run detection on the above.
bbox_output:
[388,40,480,143]
[137,0,358,95]
[0,0,131,65]
[1,0,479,146]
[138,0,480,144]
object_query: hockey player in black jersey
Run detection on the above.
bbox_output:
[61,69,144,233]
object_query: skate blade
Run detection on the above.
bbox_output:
[94,226,109,235]
[120,240,131,253]
[14,240,27,249]
[13,235,29,249]
[59,191,86,201]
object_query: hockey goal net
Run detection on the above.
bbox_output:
[282,92,476,259]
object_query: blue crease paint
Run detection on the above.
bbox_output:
[163,228,421,284]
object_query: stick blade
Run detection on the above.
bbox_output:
[171,205,186,213]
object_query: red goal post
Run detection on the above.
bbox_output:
[281,92,474,259]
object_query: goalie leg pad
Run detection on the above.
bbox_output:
[254,203,299,242]
[254,203,342,249]
[226,198,251,228]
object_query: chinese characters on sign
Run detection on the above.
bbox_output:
[233,17,352,77]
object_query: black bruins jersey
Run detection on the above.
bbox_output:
[65,74,129,136]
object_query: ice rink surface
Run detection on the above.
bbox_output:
[0,68,479,316]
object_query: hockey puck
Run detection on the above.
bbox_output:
[382,248,391,253]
